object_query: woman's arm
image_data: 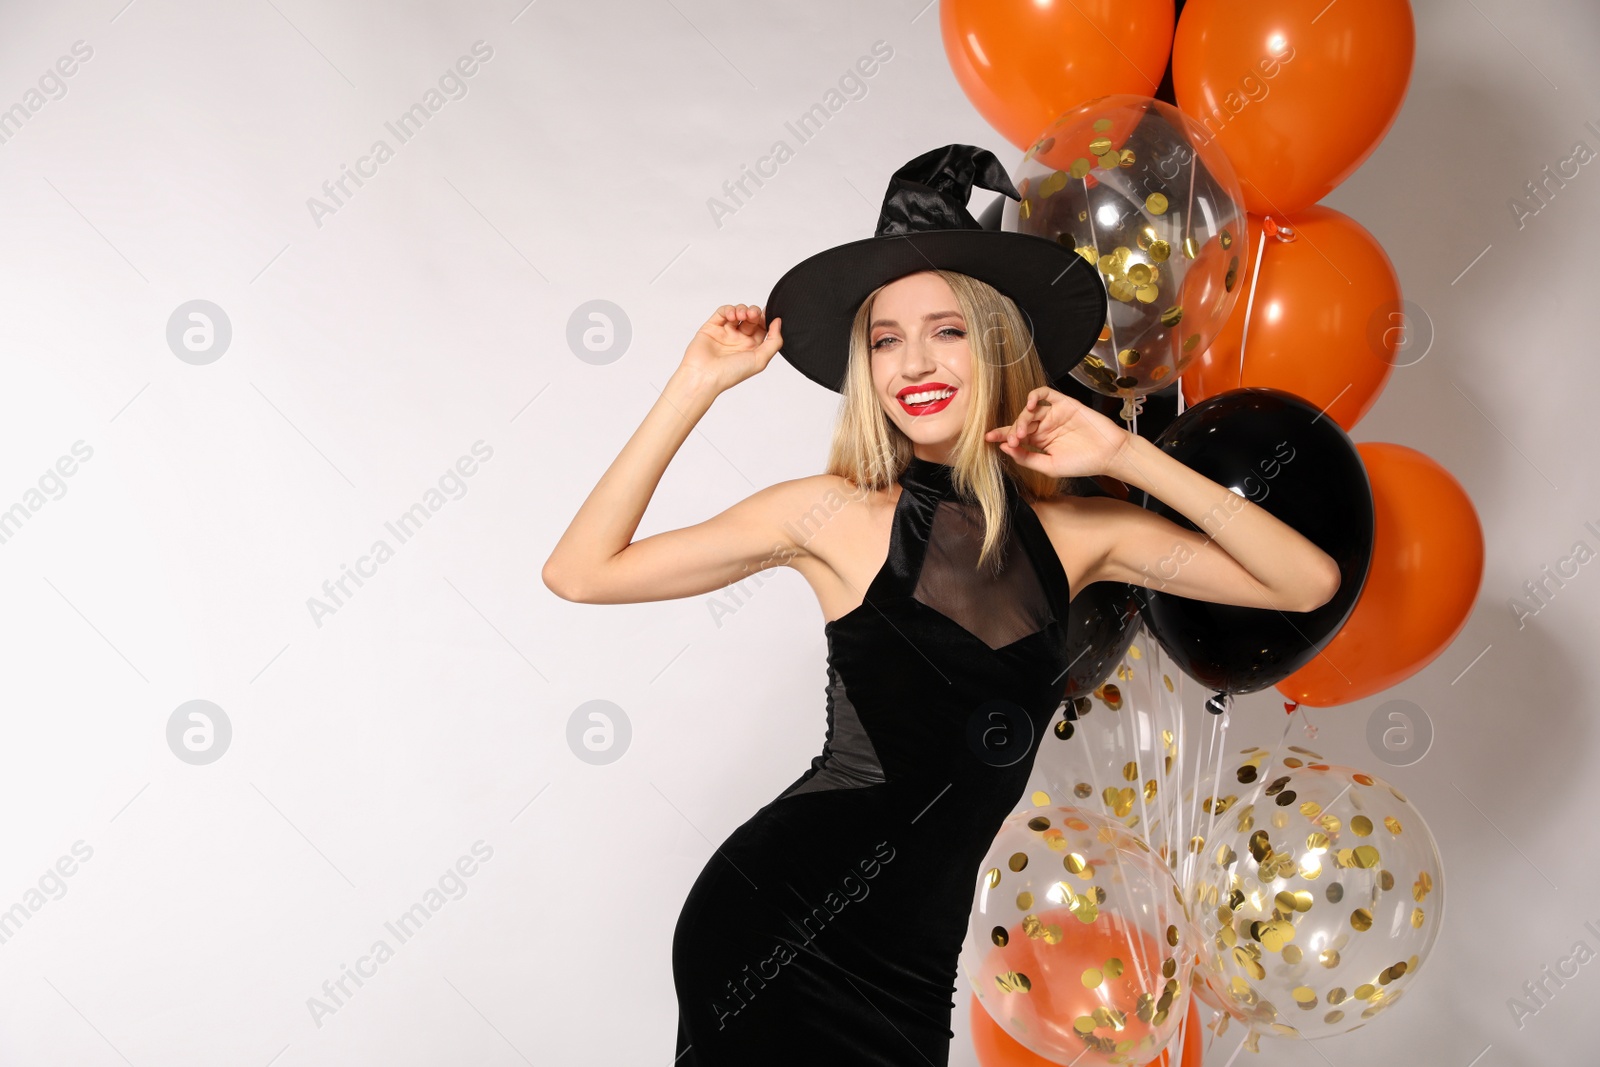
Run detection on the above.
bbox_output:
[989,387,1341,613]
[541,304,805,605]
[1093,434,1341,612]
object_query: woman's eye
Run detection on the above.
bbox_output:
[871,335,897,350]
[937,327,966,340]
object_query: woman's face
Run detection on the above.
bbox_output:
[868,272,974,460]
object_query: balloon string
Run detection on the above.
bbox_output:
[1169,999,1190,1067]
[1200,699,1230,887]
[1182,147,1199,244]
[1234,221,1271,390]
[1074,681,1161,996]
[1219,1033,1250,1067]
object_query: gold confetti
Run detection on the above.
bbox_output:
[1146,192,1169,214]
[996,971,1033,994]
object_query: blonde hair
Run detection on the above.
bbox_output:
[823,269,1070,572]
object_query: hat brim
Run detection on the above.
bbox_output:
[765,229,1108,393]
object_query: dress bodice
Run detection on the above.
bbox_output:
[779,454,1076,800]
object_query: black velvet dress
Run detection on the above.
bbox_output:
[672,454,1076,1066]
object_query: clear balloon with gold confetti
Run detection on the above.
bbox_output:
[963,805,1198,1065]
[1030,617,1234,945]
[1003,95,1247,418]
[1190,754,1444,1042]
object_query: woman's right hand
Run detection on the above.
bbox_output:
[679,304,783,395]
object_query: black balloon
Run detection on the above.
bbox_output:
[1062,577,1142,699]
[1131,387,1374,695]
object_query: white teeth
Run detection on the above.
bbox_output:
[903,388,954,405]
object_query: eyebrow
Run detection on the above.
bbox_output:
[869,310,965,331]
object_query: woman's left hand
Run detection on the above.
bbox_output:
[984,387,1135,480]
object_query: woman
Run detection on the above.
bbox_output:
[542,146,1339,1065]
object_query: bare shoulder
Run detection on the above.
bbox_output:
[761,471,899,623]
[764,472,894,559]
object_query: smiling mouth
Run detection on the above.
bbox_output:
[897,385,956,416]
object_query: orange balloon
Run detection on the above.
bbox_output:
[1172,0,1414,214]
[1278,443,1484,706]
[1180,206,1399,431]
[969,982,1203,1067]
[969,906,1196,1065]
[941,0,1176,153]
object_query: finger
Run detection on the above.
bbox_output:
[756,317,784,359]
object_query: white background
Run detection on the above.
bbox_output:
[0,1,1594,1064]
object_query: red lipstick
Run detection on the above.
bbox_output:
[896,381,957,416]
